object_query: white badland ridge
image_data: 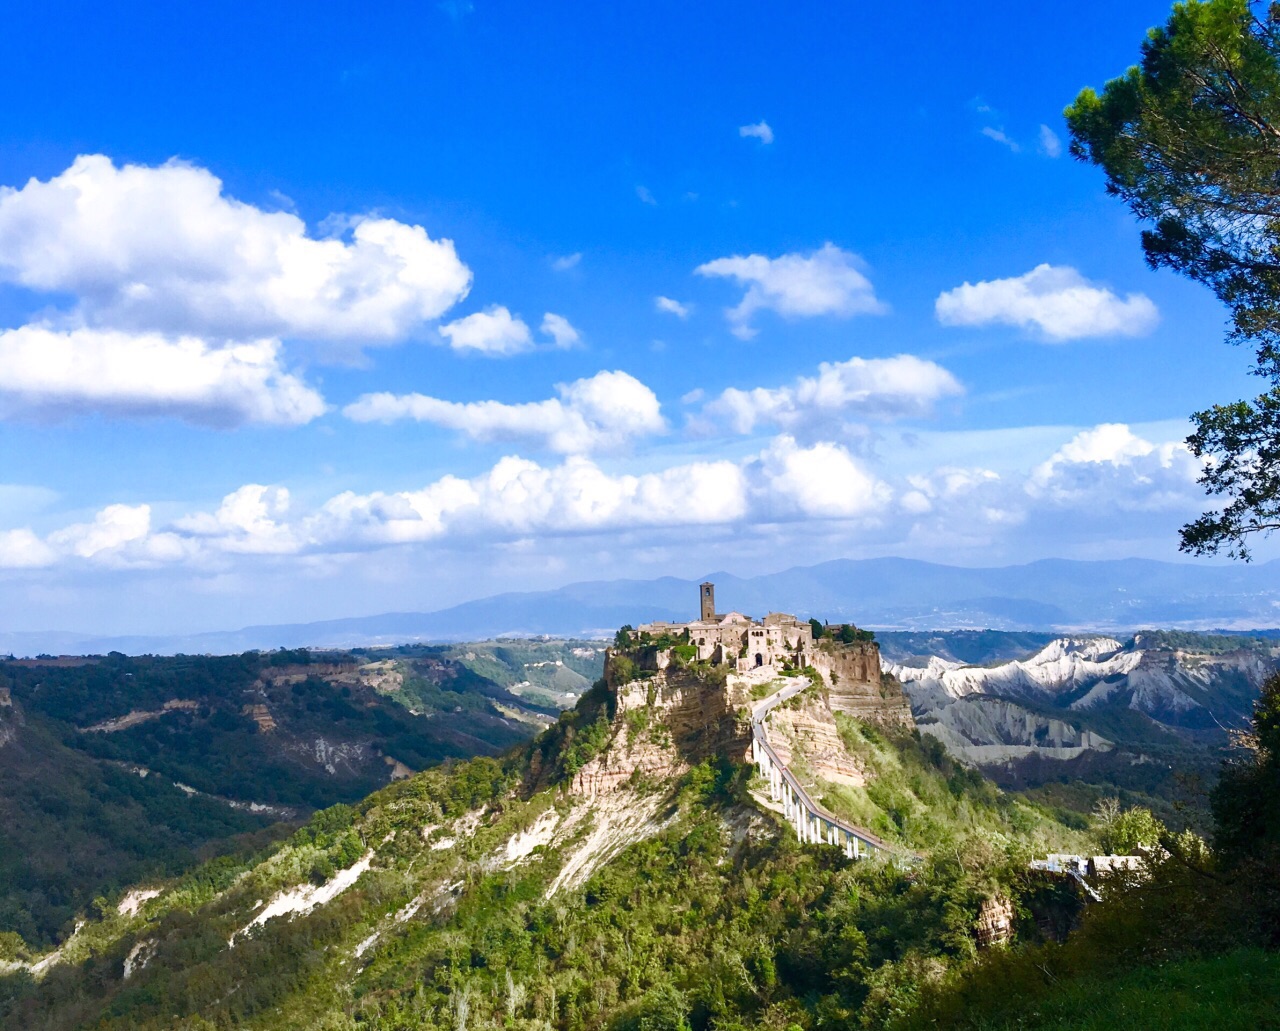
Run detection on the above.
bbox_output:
[887,636,1142,710]
[884,635,1274,765]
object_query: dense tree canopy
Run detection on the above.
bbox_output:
[1067,0,1280,557]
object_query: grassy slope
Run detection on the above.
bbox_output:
[958,950,1280,1031]
[815,715,1091,857]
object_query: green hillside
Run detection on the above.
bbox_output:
[0,649,539,949]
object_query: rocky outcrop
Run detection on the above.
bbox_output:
[571,659,749,797]
[0,693,18,750]
[975,895,1015,947]
[766,693,866,787]
[812,640,914,727]
[241,704,277,733]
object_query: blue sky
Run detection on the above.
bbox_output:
[0,0,1263,634]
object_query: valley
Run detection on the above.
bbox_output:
[0,641,601,949]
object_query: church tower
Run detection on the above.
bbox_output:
[699,581,716,621]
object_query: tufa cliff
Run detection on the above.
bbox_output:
[567,583,913,798]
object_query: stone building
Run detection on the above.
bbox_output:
[639,582,816,673]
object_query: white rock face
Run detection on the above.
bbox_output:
[230,851,374,945]
[889,637,1136,703]
[887,635,1277,766]
[117,888,162,918]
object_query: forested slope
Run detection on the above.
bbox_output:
[0,647,544,948]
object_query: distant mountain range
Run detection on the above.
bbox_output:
[4,556,1280,656]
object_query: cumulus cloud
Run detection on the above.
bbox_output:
[704,354,963,435]
[749,436,891,519]
[47,504,152,559]
[0,155,472,348]
[695,243,886,339]
[551,253,582,271]
[0,326,326,425]
[174,484,296,553]
[1027,423,1202,509]
[540,312,581,349]
[900,467,1001,515]
[308,456,749,546]
[1039,124,1062,158]
[739,120,774,144]
[935,264,1159,341]
[0,528,56,569]
[439,306,533,355]
[343,370,665,453]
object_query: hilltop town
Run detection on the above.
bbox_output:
[569,583,913,826]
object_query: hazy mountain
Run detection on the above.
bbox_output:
[4,557,1280,656]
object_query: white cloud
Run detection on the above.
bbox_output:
[309,455,749,546]
[655,296,691,319]
[48,503,152,559]
[636,185,657,206]
[540,312,581,349]
[0,155,472,349]
[750,436,891,519]
[1039,124,1062,158]
[0,326,326,426]
[0,528,56,569]
[695,243,886,339]
[174,484,296,553]
[343,370,665,453]
[439,306,533,355]
[705,354,963,434]
[935,264,1159,341]
[981,126,1020,152]
[1028,423,1202,509]
[551,253,582,271]
[900,467,1001,514]
[739,120,775,144]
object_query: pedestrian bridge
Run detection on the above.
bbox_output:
[748,677,900,861]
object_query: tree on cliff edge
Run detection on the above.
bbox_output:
[1067,0,1280,558]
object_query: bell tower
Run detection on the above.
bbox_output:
[699,581,716,621]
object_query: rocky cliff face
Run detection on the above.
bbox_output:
[812,639,914,727]
[765,692,867,787]
[570,656,749,797]
[889,634,1279,768]
[0,690,18,750]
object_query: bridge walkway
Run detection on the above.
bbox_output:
[748,675,903,861]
